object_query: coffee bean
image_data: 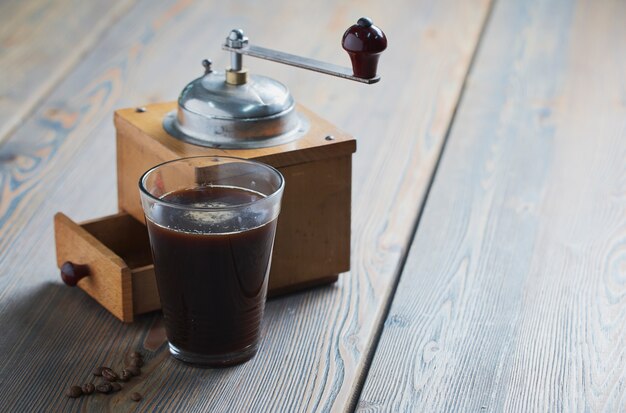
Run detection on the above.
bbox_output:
[92,366,106,377]
[81,383,95,395]
[96,383,112,394]
[125,352,143,367]
[101,367,119,382]
[125,366,140,376]
[119,369,133,382]
[110,382,122,392]
[131,392,143,402]
[66,385,82,398]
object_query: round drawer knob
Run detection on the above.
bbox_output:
[60,261,90,286]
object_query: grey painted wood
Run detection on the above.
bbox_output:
[358,0,626,411]
[0,0,492,411]
[0,0,134,143]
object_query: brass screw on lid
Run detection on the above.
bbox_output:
[226,69,248,85]
[225,29,249,85]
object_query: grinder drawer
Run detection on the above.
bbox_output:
[54,212,158,323]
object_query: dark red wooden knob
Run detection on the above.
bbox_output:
[60,261,90,286]
[342,17,387,79]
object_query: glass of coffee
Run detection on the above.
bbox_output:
[139,156,284,367]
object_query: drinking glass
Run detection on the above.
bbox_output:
[139,156,284,366]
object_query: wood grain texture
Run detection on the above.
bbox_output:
[54,213,134,322]
[358,0,626,411]
[80,213,152,270]
[0,0,491,411]
[0,0,133,143]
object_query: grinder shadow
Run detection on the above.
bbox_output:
[132,280,341,410]
[0,280,161,411]
[0,274,341,411]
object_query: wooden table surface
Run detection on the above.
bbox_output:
[0,0,623,411]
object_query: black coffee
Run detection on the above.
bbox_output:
[146,186,277,364]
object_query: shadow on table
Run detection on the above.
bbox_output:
[1,280,161,352]
[129,280,342,410]
[0,277,341,410]
[0,280,164,408]
[0,276,340,359]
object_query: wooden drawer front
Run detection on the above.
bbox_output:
[54,213,138,322]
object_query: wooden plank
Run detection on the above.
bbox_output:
[358,0,626,411]
[0,0,491,411]
[0,0,134,143]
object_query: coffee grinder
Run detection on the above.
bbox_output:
[54,18,387,322]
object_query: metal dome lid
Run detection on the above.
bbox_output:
[183,69,294,119]
[163,61,308,149]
